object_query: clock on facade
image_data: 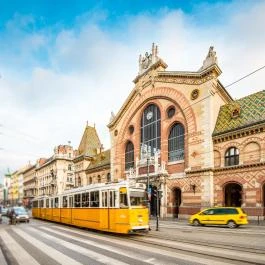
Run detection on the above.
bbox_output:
[146,111,153,120]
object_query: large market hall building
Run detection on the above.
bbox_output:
[108,44,265,219]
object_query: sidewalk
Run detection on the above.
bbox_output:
[151,216,265,227]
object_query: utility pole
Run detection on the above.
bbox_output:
[156,188,159,231]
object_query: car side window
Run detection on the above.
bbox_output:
[214,208,226,215]
[212,208,222,215]
[225,208,238,214]
[203,209,214,215]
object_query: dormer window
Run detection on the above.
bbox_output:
[231,108,240,118]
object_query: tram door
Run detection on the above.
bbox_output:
[101,190,109,229]
[108,189,116,230]
[102,189,120,231]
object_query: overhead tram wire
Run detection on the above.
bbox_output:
[225,65,265,88]
[5,65,264,168]
[111,64,265,152]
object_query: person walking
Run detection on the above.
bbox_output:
[8,208,16,225]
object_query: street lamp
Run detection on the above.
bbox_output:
[146,145,152,231]
[147,154,150,211]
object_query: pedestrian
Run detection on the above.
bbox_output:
[8,208,16,225]
[0,205,2,224]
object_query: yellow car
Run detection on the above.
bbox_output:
[189,207,248,228]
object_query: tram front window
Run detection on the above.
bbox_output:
[130,190,146,207]
[120,193,128,208]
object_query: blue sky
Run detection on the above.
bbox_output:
[0,0,265,181]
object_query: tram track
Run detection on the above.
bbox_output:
[141,232,265,254]
[117,233,265,265]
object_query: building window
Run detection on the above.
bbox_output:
[107,173,111,182]
[97,175,101,183]
[167,106,176,118]
[129,125,134,134]
[68,164,72,170]
[168,123,185,162]
[125,141,134,170]
[77,176,81,186]
[225,147,239,166]
[141,104,161,157]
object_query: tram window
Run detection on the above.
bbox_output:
[40,200,44,208]
[74,194,81,207]
[91,191,99,207]
[82,192,89,207]
[46,199,49,208]
[33,201,38,208]
[102,191,108,207]
[69,196,73,208]
[50,198,54,208]
[109,190,116,207]
[130,190,146,206]
[120,193,128,208]
[54,197,59,208]
[63,196,68,208]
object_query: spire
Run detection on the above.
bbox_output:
[138,43,160,75]
[199,46,218,71]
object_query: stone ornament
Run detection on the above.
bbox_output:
[191,89,200,100]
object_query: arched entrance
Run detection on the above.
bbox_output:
[173,188,181,218]
[224,182,242,207]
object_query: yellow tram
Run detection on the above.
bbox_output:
[32,181,149,234]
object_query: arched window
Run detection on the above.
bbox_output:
[225,147,239,166]
[141,104,161,157]
[77,176,81,187]
[107,173,111,182]
[97,175,101,183]
[168,123,184,162]
[125,141,134,170]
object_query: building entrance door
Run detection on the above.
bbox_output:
[224,182,242,207]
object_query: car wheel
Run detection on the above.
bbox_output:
[193,219,200,226]
[227,220,237,228]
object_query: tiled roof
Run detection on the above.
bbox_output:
[213,90,265,136]
[86,150,110,171]
[78,125,101,156]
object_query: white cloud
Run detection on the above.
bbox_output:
[1,1,265,179]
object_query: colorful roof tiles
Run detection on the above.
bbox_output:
[77,125,101,156]
[213,90,265,136]
[86,150,110,171]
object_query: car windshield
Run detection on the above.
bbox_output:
[14,208,27,215]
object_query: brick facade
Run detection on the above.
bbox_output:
[108,44,265,219]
